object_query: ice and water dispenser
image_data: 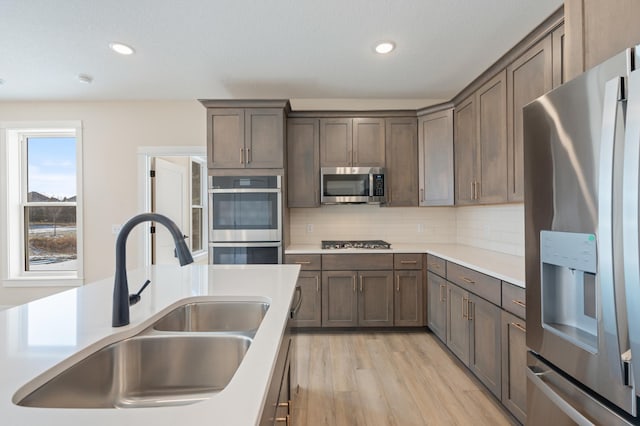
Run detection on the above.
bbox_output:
[540,231,598,353]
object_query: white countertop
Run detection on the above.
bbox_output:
[1,264,300,426]
[286,243,525,287]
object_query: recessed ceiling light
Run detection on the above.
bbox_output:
[109,42,135,55]
[77,74,93,84]
[375,42,395,54]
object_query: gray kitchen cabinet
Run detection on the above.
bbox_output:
[552,23,565,89]
[205,105,285,169]
[469,293,502,399]
[446,282,470,364]
[418,108,454,206]
[454,95,477,205]
[322,270,359,327]
[394,253,424,327]
[320,118,385,167]
[454,71,508,204]
[385,117,418,206]
[259,328,293,425]
[501,310,527,424]
[427,271,447,342]
[287,118,320,207]
[358,270,394,327]
[290,271,322,327]
[506,35,553,202]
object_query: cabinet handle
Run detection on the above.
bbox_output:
[360,276,363,292]
[247,147,251,163]
[295,261,311,265]
[461,276,475,284]
[470,181,474,199]
[468,300,473,321]
[275,415,290,425]
[400,260,417,264]
[439,284,446,302]
[316,276,319,293]
[396,276,400,292]
[240,148,245,164]
[511,322,526,333]
[511,299,526,308]
[353,277,356,292]
[348,150,353,164]
[420,188,425,202]
[475,181,480,200]
[462,297,468,319]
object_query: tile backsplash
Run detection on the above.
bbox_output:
[289,203,524,256]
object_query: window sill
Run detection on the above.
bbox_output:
[3,276,84,288]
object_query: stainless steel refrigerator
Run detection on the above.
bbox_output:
[524,46,640,425]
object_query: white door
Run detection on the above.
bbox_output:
[153,158,187,264]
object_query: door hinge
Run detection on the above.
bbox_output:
[150,170,156,178]
[150,226,156,234]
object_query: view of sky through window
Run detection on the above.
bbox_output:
[27,136,76,200]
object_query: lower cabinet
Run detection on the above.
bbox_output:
[290,271,322,327]
[501,310,527,424]
[260,331,294,425]
[446,283,502,399]
[322,270,393,327]
[427,271,447,342]
[394,270,424,326]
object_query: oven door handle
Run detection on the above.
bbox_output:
[208,242,282,247]
[208,188,281,194]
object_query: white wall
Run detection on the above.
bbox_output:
[455,204,525,256]
[0,101,206,305]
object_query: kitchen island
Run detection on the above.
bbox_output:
[1,264,300,426]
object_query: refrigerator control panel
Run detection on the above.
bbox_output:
[540,230,597,273]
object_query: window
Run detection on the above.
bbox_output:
[190,158,205,254]
[1,122,83,286]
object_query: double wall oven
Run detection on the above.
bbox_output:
[208,175,282,264]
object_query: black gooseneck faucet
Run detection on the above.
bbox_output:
[112,213,194,327]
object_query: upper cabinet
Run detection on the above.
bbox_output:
[506,35,553,202]
[418,108,454,206]
[385,117,418,207]
[287,118,320,207]
[454,94,478,205]
[320,118,385,167]
[201,100,288,170]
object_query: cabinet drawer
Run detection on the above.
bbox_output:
[322,254,393,270]
[285,254,321,270]
[502,281,526,319]
[426,254,446,277]
[446,262,501,306]
[394,253,424,270]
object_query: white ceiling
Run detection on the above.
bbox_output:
[0,0,563,109]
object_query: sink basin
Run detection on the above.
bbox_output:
[152,301,269,333]
[16,334,251,408]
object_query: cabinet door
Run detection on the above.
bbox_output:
[358,270,394,327]
[507,36,552,202]
[244,108,284,169]
[287,118,320,207]
[207,108,245,168]
[394,270,423,326]
[353,118,385,167]
[501,310,527,423]
[454,95,477,205]
[446,283,470,365]
[320,118,352,167]
[290,271,322,327]
[476,70,508,204]
[418,109,454,206]
[469,294,502,399]
[427,271,447,342]
[322,271,358,327]
[385,118,418,206]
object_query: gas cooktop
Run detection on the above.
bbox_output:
[321,240,391,250]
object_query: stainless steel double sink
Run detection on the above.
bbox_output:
[15,301,269,409]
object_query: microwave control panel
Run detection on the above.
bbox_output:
[373,174,385,196]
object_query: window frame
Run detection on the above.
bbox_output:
[1,121,84,287]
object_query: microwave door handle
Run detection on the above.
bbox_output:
[598,76,626,383]
[624,70,640,392]
[369,173,374,197]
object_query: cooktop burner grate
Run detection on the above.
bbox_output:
[321,240,391,250]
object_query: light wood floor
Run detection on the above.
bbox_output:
[291,330,516,426]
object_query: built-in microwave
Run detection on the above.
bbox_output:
[320,167,386,204]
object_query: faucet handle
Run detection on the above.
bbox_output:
[129,279,151,306]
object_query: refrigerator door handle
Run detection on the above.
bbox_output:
[623,69,640,395]
[527,366,596,426]
[598,76,626,383]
